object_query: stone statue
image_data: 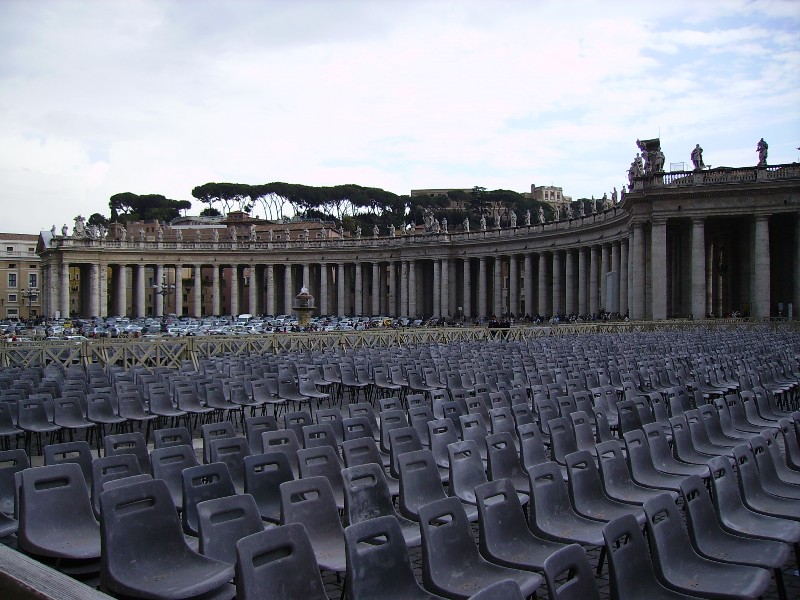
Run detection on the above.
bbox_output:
[612,187,618,203]
[576,202,584,217]
[229,227,237,241]
[212,229,219,242]
[303,228,309,240]
[463,218,470,232]
[563,204,572,220]
[50,224,56,237]
[156,227,163,242]
[510,211,517,228]
[653,149,665,173]
[757,138,768,167]
[318,227,324,240]
[423,208,434,232]
[338,226,344,239]
[441,217,447,233]
[373,224,379,238]
[433,219,440,234]
[73,215,86,237]
[139,228,146,242]
[249,224,257,241]
[389,224,396,237]
[628,153,643,186]
[286,228,292,240]
[493,210,500,228]
[120,227,127,241]
[538,206,545,224]
[194,228,201,242]
[175,228,182,242]
[480,214,487,230]
[524,210,531,226]
[99,225,107,239]
[691,144,705,170]
[355,226,362,239]
[61,224,69,237]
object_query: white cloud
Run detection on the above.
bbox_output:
[0,0,798,232]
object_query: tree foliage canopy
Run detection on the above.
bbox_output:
[109,193,191,223]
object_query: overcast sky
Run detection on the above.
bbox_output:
[1,0,798,234]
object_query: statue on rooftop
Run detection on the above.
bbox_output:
[433,219,440,234]
[373,224,379,238]
[229,227,237,241]
[212,229,219,242]
[194,228,201,242]
[691,144,705,171]
[441,217,447,233]
[139,228,146,242]
[480,214,487,230]
[463,217,470,232]
[576,201,584,217]
[175,228,182,242]
[524,210,531,226]
[757,138,768,167]
[510,211,517,228]
[73,215,86,237]
[61,224,69,237]
[356,226,362,239]
[423,208,434,232]
[612,187,618,203]
[538,206,545,224]
[389,224,396,237]
[250,224,257,241]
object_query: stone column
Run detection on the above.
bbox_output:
[212,265,221,315]
[564,250,574,316]
[578,248,587,316]
[266,264,276,316]
[463,258,472,318]
[154,264,164,317]
[589,245,600,316]
[690,218,706,319]
[600,244,610,310]
[61,256,70,319]
[284,265,293,315]
[136,264,146,317]
[117,265,127,317]
[651,219,668,320]
[478,257,487,318]
[371,262,380,315]
[630,225,645,320]
[523,254,533,318]
[752,215,771,319]
[408,261,417,317]
[441,259,450,318]
[432,260,441,318]
[249,265,259,315]
[388,261,396,316]
[795,217,800,320]
[619,240,629,317]
[337,263,346,316]
[611,242,620,314]
[706,242,714,317]
[552,251,563,317]
[493,256,502,316]
[354,262,363,315]
[509,254,518,317]
[537,253,547,317]
[193,265,202,317]
[400,261,409,317]
[319,263,328,315]
[98,263,108,317]
[230,264,240,317]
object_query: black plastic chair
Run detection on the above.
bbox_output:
[759,431,800,485]
[344,515,444,600]
[150,444,198,510]
[680,475,791,600]
[342,463,421,547]
[100,478,235,599]
[261,428,302,477]
[18,462,101,567]
[732,444,800,519]
[642,422,711,478]
[526,461,607,562]
[388,426,425,479]
[0,401,23,450]
[86,394,125,453]
[52,397,94,441]
[279,476,347,572]
[643,492,771,599]
[697,405,752,446]
[397,449,477,523]
[460,413,490,461]
[43,439,93,490]
[542,544,602,600]
[315,408,345,445]
[623,429,688,493]
[91,453,142,518]
[103,431,151,473]
[595,439,675,507]
[209,435,250,494]
[475,478,567,572]
[428,417,459,473]
[517,423,548,470]
[117,391,157,442]
[201,421,236,464]
[181,461,237,536]
[17,397,60,454]
[303,422,341,453]
[297,444,346,510]
[564,449,646,525]
[448,439,490,506]
[747,435,800,499]
[243,450,294,524]
[243,415,278,454]
[418,496,543,600]
[153,425,192,449]
[235,524,327,600]
[602,513,704,600]
[348,402,380,441]
[341,435,398,496]
[485,431,530,495]
[196,493,264,565]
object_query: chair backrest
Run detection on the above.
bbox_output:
[542,544,601,600]
[428,417,459,468]
[208,436,250,491]
[296,445,344,500]
[379,409,410,454]
[91,453,142,517]
[517,423,548,469]
[181,462,236,536]
[602,514,661,600]
[408,405,434,446]
[460,413,489,449]
[243,415,278,454]
[153,426,191,449]
[242,451,294,524]
[0,448,29,516]
[387,426,424,478]
[397,449,446,520]
[201,421,236,464]
[260,429,301,476]
[284,410,313,440]
[485,431,525,482]
[341,436,385,469]
[235,524,327,600]
[448,440,488,504]
[344,515,427,600]
[642,492,697,584]
[150,444,198,503]
[43,440,93,489]
[302,422,339,452]
[196,493,264,565]
[348,402,379,438]
[104,431,151,473]
[341,462,397,525]
[549,417,578,464]
[474,478,530,557]
[314,409,345,445]
[279,476,344,544]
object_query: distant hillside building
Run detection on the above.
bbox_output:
[0,233,41,320]
[528,185,572,210]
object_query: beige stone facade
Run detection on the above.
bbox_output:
[37,164,800,320]
[0,234,41,320]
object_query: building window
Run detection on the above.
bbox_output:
[8,273,17,288]
[8,263,15,269]
[28,273,38,288]
[28,248,34,253]
[8,294,17,303]
[6,247,12,252]
[7,308,18,318]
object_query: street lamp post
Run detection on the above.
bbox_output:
[152,273,175,317]
[20,287,38,321]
